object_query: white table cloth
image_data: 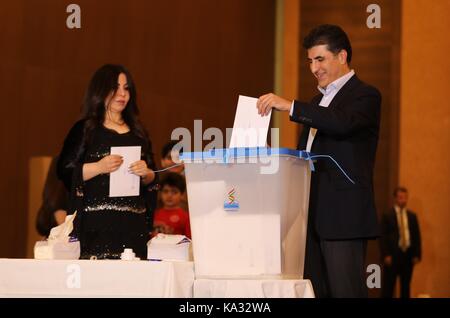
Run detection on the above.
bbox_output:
[194,278,315,298]
[0,258,194,297]
[0,259,315,298]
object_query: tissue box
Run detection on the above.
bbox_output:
[147,234,191,261]
[34,212,80,260]
[34,240,80,260]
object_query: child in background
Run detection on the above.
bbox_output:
[159,140,189,211]
[152,172,191,238]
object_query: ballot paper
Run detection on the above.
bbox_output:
[229,95,271,148]
[109,146,141,197]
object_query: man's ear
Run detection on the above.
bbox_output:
[338,50,348,64]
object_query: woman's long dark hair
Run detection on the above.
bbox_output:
[81,64,149,145]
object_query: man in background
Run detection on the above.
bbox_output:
[381,187,421,298]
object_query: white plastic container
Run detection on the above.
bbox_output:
[181,148,311,278]
[120,248,140,260]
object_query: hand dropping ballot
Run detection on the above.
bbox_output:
[229,95,271,148]
[109,146,141,197]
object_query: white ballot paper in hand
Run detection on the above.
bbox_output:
[229,95,271,148]
[109,146,141,197]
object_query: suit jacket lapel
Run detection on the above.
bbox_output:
[327,74,361,110]
[297,75,361,150]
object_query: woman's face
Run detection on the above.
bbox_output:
[105,73,130,113]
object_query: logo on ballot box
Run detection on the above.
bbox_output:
[224,188,240,211]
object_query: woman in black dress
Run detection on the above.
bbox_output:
[57,64,156,259]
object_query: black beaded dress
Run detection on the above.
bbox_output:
[57,120,157,259]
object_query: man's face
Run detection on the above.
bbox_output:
[395,191,408,208]
[307,44,346,88]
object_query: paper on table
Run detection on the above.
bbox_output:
[109,146,141,197]
[229,95,271,148]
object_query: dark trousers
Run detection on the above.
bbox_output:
[382,251,414,298]
[304,230,368,298]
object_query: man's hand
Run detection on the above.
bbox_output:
[256,93,292,116]
[384,255,393,266]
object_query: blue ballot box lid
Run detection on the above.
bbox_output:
[180,147,309,162]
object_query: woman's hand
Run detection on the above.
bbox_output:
[129,160,149,177]
[83,155,123,181]
[97,155,124,174]
[129,160,155,184]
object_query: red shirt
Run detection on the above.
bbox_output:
[152,208,191,239]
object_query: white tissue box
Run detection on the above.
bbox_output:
[34,240,80,260]
[147,234,191,261]
[34,212,80,260]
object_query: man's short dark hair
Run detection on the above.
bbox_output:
[160,172,186,193]
[303,24,352,63]
[393,186,408,197]
[161,140,183,159]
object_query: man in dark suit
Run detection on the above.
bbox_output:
[257,24,381,297]
[381,187,421,298]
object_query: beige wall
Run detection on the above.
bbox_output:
[401,0,450,297]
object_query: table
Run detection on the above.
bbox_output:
[0,259,314,298]
[194,278,315,298]
[0,258,194,297]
